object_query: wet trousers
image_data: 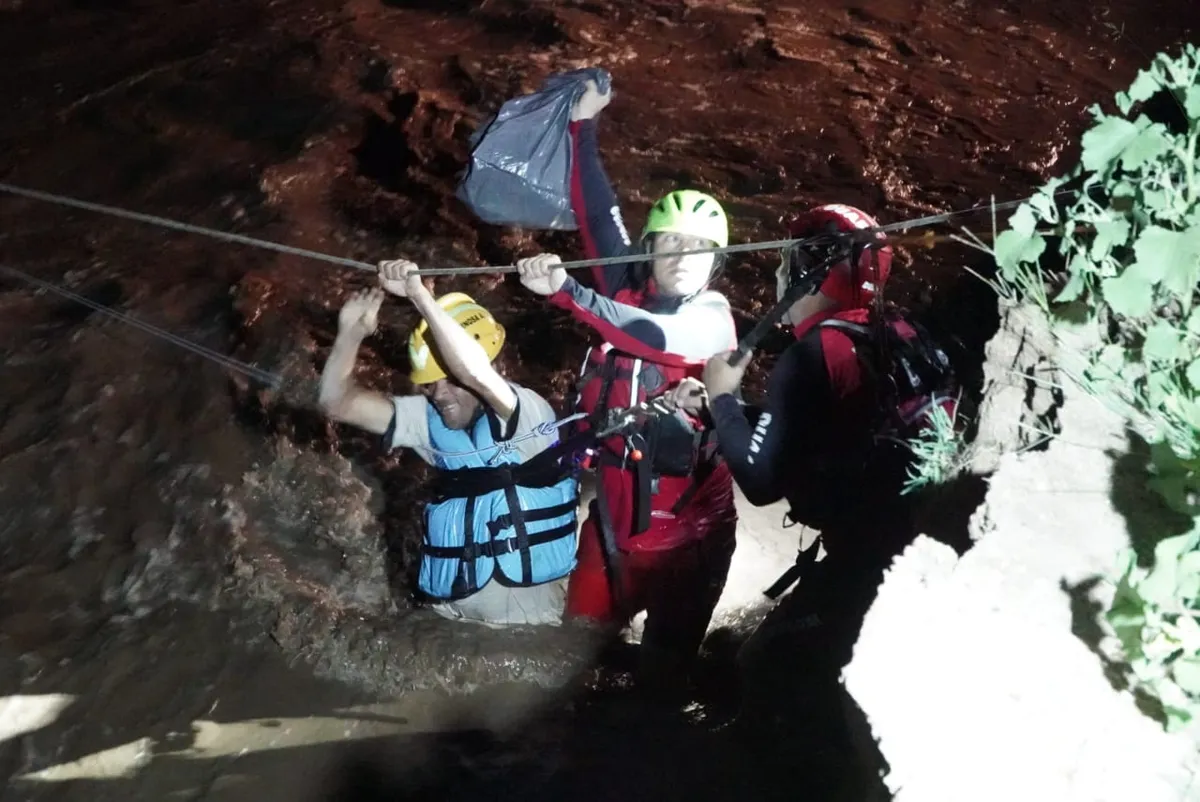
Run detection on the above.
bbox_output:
[565,501,737,673]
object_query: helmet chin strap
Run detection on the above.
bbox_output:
[643,237,725,304]
[774,258,794,325]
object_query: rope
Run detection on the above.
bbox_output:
[0,180,1084,280]
[0,264,282,387]
[0,179,1099,461]
[413,412,590,461]
[0,182,378,272]
[0,262,609,461]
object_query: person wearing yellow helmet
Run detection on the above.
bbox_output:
[509,77,740,690]
[318,259,579,627]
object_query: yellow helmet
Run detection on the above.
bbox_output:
[407,292,506,385]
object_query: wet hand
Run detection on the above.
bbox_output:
[517,253,568,296]
[338,287,384,340]
[377,259,427,299]
[668,377,709,416]
[571,79,612,121]
[703,350,750,398]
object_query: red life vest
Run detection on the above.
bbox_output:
[795,307,958,435]
[571,286,737,552]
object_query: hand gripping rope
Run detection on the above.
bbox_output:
[0,180,1090,459]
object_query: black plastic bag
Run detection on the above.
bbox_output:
[456,68,611,230]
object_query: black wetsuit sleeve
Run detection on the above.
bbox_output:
[709,334,833,506]
[568,119,639,295]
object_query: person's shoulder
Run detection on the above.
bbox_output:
[832,307,871,324]
[386,394,436,464]
[390,394,430,417]
[508,383,557,426]
[688,289,732,310]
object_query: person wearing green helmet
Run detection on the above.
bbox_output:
[512,78,739,692]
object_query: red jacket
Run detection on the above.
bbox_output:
[543,120,737,552]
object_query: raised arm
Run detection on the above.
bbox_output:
[568,81,638,296]
[379,259,518,421]
[318,288,395,435]
[548,274,736,363]
[706,338,830,506]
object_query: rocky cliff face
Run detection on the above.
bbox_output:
[843,302,1200,801]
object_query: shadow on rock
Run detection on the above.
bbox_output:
[1108,428,1194,568]
[911,471,989,556]
[1061,575,1169,727]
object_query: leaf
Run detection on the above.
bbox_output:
[1132,225,1200,297]
[1081,116,1145,174]
[1108,605,1147,659]
[1140,186,1173,217]
[1139,568,1177,609]
[1176,397,1200,436]
[1139,531,1200,607]
[1132,656,1162,686]
[1055,267,1090,303]
[1029,189,1060,223]
[1101,271,1156,318]
[1181,398,1200,436]
[1187,86,1200,121]
[1120,123,1174,172]
[1177,551,1200,600]
[1147,443,1200,515]
[1188,307,1200,335]
[1165,705,1195,733]
[1147,369,1176,408]
[1008,204,1039,235]
[993,229,1046,278]
[1090,217,1132,263]
[1109,550,1146,634]
[1116,66,1165,114]
[1175,610,1200,649]
[1187,358,1200,391]
[1164,53,1196,90]
[1144,321,1183,362]
[1095,343,1129,379]
[1173,657,1200,696]
[1157,528,1200,565]
[1148,471,1196,514]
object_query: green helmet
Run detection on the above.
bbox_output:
[642,189,729,249]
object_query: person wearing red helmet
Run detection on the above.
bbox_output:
[695,203,959,547]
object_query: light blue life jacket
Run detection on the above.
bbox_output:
[420,400,580,601]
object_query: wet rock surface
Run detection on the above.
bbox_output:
[1,0,1198,798]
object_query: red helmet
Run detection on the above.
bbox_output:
[784,204,893,308]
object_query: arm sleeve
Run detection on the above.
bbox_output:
[487,387,521,443]
[568,119,638,296]
[384,395,432,454]
[708,336,831,506]
[547,277,736,363]
[508,385,565,464]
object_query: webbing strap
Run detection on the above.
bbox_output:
[422,522,575,561]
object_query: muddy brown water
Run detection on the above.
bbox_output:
[1,0,1197,799]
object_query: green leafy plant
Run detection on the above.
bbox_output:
[900,400,967,496]
[985,44,1200,731]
